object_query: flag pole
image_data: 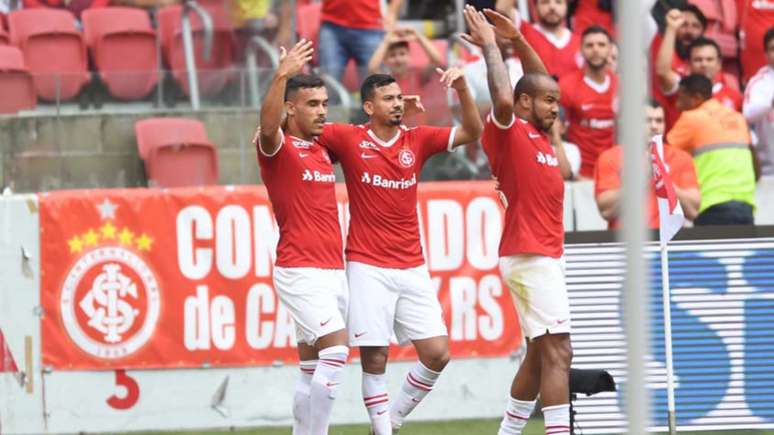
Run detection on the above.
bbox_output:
[660,238,677,435]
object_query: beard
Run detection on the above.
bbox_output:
[675,39,691,60]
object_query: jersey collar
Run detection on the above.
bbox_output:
[367,128,402,148]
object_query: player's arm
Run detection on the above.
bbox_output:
[655,9,683,94]
[485,8,547,76]
[550,120,574,180]
[437,66,484,147]
[460,5,514,126]
[257,39,314,156]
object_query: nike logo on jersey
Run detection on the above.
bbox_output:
[320,317,333,327]
[298,152,309,158]
[302,169,336,183]
[556,319,568,325]
[354,331,367,338]
[377,410,388,416]
[580,103,594,111]
[528,132,542,139]
[361,152,378,159]
[359,140,378,149]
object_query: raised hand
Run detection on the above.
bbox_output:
[665,9,685,31]
[403,95,425,117]
[277,39,314,78]
[436,67,467,91]
[459,4,496,48]
[483,8,523,41]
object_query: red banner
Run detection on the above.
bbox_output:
[40,182,522,370]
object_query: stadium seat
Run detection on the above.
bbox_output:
[156,4,235,98]
[409,39,448,69]
[82,7,160,101]
[295,1,321,64]
[7,9,90,102]
[134,117,219,187]
[0,45,36,113]
[692,0,738,59]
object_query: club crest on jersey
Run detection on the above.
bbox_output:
[359,140,378,150]
[60,198,160,360]
[398,149,415,168]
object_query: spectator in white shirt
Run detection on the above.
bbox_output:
[743,27,774,179]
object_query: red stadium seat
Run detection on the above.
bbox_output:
[296,1,321,64]
[409,39,448,69]
[8,9,89,102]
[134,117,219,187]
[156,4,235,98]
[0,45,36,113]
[82,7,159,100]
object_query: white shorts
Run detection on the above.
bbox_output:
[499,255,571,340]
[273,267,349,346]
[346,261,448,347]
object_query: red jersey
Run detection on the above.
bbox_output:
[572,1,615,36]
[322,0,383,30]
[257,132,344,269]
[318,123,455,268]
[650,34,690,130]
[739,0,774,84]
[559,69,619,178]
[519,21,582,79]
[481,114,565,258]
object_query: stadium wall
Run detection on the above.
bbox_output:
[1,187,774,434]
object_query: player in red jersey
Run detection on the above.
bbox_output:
[516,0,582,79]
[559,25,618,179]
[255,40,348,435]
[656,10,742,129]
[316,65,482,435]
[462,5,571,435]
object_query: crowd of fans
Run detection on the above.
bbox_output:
[1,0,773,228]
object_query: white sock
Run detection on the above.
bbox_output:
[292,360,316,435]
[497,397,535,435]
[362,372,392,435]
[543,404,571,435]
[390,361,441,430]
[309,346,349,435]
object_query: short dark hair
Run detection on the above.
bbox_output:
[388,40,410,51]
[688,36,721,59]
[513,73,556,99]
[647,99,662,110]
[765,26,774,49]
[361,73,397,102]
[284,74,325,101]
[680,4,707,30]
[581,25,612,42]
[679,74,713,100]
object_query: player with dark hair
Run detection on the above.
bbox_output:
[461,5,572,435]
[316,63,482,433]
[255,39,349,435]
[559,24,618,178]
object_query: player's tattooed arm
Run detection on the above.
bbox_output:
[483,8,547,76]
[437,67,484,147]
[460,5,513,125]
[257,39,314,156]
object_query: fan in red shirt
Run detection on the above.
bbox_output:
[316,66,482,433]
[461,5,571,435]
[254,40,348,435]
[559,25,618,179]
[739,0,774,84]
[650,4,707,128]
[656,10,742,130]
[517,0,582,79]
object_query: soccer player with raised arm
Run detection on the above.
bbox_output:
[316,67,483,433]
[255,39,348,435]
[461,6,572,435]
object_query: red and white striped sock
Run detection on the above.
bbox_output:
[362,372,392,435]
[543,404,571,435]
[309,346,349,435]
[292,359,316,435]
[390,361,441,430]
[497,396,535,435]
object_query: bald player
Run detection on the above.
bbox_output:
[461,6,572,435]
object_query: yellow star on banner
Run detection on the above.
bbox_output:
[68,236,84,254]
[100,221,117,240]
[118,228,134,246]
[136,233,154,251]
[83,229,99,247]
